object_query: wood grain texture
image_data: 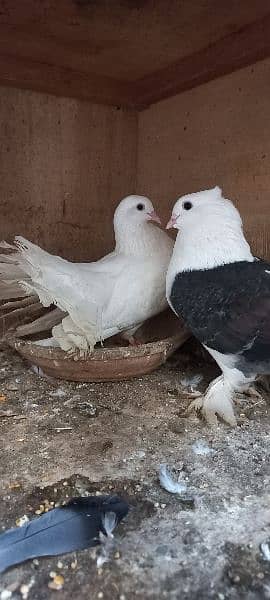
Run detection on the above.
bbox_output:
[0,87,137,261]
[136,14,270,107]
[2,0,269,80]
[137,58,270,259]
[0,2,270,106]
[0,52,136,108]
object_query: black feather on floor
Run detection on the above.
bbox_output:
[0,495,129,573]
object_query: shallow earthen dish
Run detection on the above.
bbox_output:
[6,310,190,382]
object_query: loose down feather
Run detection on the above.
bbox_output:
[159,464,187,495]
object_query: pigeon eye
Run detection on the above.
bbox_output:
[136,203,144,211]
[183,201,192,210]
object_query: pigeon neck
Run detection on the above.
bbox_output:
[166,221,253,295]
[114,222,160,257]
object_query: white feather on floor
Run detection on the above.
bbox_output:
[159,464,187,495]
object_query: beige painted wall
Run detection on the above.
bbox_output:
[0,87,137,261]
[137,58,270,258]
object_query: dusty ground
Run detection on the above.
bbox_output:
[0,339,270,599]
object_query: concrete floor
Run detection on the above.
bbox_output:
[0,340,270,599]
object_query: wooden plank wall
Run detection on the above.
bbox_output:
[137,57,270,259]
[0,87,137,261]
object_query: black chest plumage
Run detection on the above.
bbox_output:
[170,260,270,362]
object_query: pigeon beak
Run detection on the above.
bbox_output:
[166,213,178,229]
[146,210,162,225]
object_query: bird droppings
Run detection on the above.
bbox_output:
[0,340,270,598]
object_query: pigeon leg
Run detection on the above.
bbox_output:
[189,375,237,426]
[128,336,142,347]
[121,325,142,347]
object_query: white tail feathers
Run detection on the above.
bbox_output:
[0,236,68,307]
[0,236,103,354]
[0,239,34,299]
[0,237,43,281]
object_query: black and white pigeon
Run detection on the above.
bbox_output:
[0,195,173,356]
[166,186,270,426]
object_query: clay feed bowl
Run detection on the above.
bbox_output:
[6,310,190,382]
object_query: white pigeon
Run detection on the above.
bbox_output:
[0,195,173,356]
[166,186,270,426]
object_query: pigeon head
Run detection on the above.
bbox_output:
[113,195,167,257]
[165,187,253,272]
[114,195,161,229]
[166,186,242,232]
